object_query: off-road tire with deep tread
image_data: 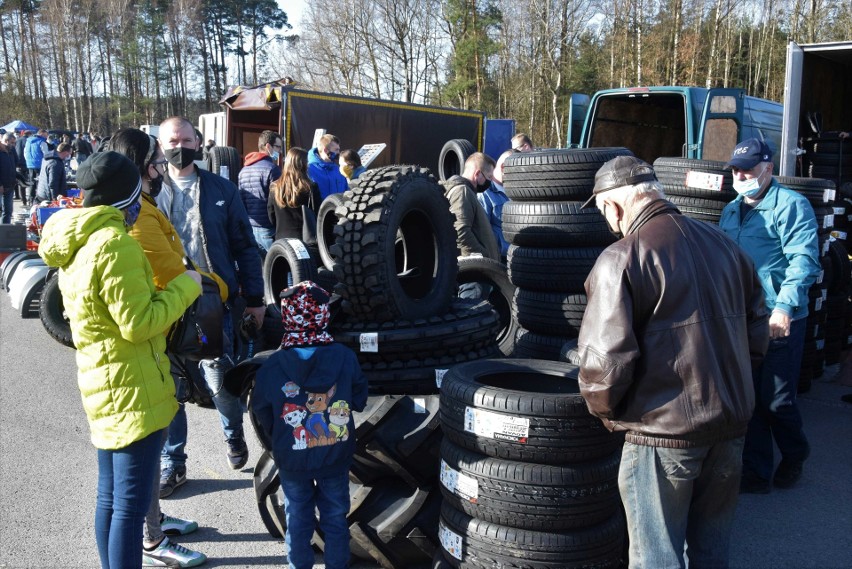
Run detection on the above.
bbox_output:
[508,245,603,293]
[439,358,623,464]
[502,201,616,247]
[331,166,458,322]
[39,272,74,348]
[263,238,318,305]
[456,256,517,356]
[439,438,621,531]
[502,148,633,201]
[438,502,625,569]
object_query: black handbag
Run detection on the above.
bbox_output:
[167,263,224,361]
[301,192,318,248]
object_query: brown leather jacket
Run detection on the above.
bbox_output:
[578,199,769,448]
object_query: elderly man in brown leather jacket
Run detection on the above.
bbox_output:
[577,156,769,569]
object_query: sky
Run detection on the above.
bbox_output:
[278,0,306,33]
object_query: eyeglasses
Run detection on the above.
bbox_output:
[272,144,283,150]
[150,159,168,166]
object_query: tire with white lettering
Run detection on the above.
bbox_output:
[456,256,518,356]
[331,299,499,363]
[207,146,241,183]
[439,139,476,182]
[502,147,633,201]
[331,166,458,322]
[508,245,603,293]
[439,359,623,464]
[439,438,620,531]
[776,176,837,207]
[513,289,586,336]
[39,272,74,348]
[263,238,318,305]
[502,201,616,247]
[317,192,347,270]
[652,157,735,201]
[438,501,625,569]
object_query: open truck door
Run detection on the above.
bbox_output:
[566,94,590,148]
[696,88,744,162]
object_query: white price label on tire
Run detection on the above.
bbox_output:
[823,214,834,229]
[464,407,530,443]
[285,239,311,260]
[435,368,448,389]
[439,521,464,560]
[817,270,824,285]
[440,460,479,503]
[823,189,836,202]
[814,297,823,312]
[684,171,723,192]
[359,333,378,352]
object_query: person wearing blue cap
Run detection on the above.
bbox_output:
[719,138,821,494]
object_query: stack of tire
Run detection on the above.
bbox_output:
[500,148,632,361]
[251,165,503,568]
[836,183,852,352]
[433,358,626,568]
[652,158,735,224]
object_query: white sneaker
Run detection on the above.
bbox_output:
[142,537,207,567]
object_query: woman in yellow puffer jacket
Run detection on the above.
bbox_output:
[38,151,201,569]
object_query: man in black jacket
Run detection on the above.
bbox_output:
[577,156,769,569]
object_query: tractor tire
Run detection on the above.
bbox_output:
[439,139,476,182]
[502,147,633,201]
[456,256,518,356]
[439,438,621,531]
[439,358,623,464]
[39,272,74,348]
[207,146,241,183]
[502,201,616,247]
[331,166,458,322]
[652,157,735,201]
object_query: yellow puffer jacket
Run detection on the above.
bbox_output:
[38,206,200,450]
[130,193,228,300]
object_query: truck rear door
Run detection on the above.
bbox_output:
[566,94,590,148]
[697,88,744,162]
[780,41,804,176]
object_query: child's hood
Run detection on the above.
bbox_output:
[272,347,346,393]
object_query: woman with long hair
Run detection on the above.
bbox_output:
[268,147,322,242]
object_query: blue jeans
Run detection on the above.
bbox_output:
[0,190,13,223]
[96,430,164,569]
[281,472,351,569]
[743,317,809,481]
[253,226,275,257]
[162,306,244,472]
[619,438,744,569]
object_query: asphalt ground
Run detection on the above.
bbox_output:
[1,252,850,568]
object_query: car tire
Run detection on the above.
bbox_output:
[39,272,74,348]
[439,139,476,182]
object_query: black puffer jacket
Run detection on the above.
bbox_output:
[578,199,769,448]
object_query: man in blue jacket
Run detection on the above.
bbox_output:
[719,138,821,494]
[308,134,348,200]
[24,128,48,207]
[238,130,282,255]
[156,117,265,497]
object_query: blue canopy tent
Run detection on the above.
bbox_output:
[1,120,41,132]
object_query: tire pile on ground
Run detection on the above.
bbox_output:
[433,358,626,568]
[500,148,632,361]
[249,165,503,568]
[801,135,852,183]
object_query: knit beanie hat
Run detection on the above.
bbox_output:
[79,151,142,209]
[280,280,334,348]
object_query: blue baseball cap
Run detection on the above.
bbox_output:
[726,138,772,170]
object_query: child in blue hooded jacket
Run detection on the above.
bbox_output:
[251,281,368,569]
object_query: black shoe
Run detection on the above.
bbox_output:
[773,460,804,489]
[740,473,771,494]
[226,437,249,470]
[159,467,187,499]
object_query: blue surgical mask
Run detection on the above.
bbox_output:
[733,166,766,198]
[271,151,280,162]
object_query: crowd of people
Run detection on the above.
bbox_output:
[15,117,826,569]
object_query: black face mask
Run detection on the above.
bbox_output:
[148,173,164,198]
[476,179,491,193]
[164,147,196,170]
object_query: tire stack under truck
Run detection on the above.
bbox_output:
[500,148,631,361]
[434,358,626,568]
[240,165,503,568]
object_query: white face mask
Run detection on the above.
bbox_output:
[733,165,767,198]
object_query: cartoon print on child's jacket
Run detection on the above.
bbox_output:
[281,403,308,450]
[328,401,351,441]
[280,383,349,450]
